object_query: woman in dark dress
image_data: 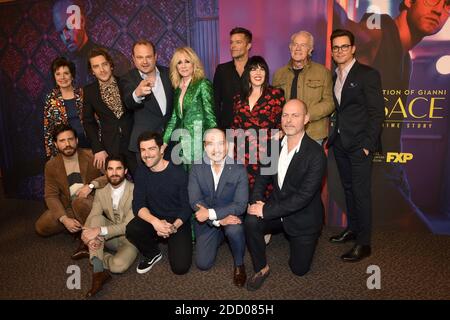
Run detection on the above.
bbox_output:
[232,56,285,195]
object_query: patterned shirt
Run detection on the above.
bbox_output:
[99,77,124,119]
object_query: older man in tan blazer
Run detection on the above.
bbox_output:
[82,155,138,298]
[273,30,334,145]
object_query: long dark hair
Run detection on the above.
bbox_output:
[241,56,269,102]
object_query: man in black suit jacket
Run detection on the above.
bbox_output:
[213,27,252,129]
[327,29,384,262]
[245,99,326,291]
[83,48,136,174]
[120,40,173,157]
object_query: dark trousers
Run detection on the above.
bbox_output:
[126,216,192,275]
[117,136,137,177]
[245,215,319,277]
[194,221,245,270]
[333,135,373,245]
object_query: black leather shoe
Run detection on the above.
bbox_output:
[247,269,270,291]
[341,244,371,262]
[329,230,356,244]
[233,265,247,288]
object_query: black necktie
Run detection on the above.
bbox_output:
[290,68,303,99]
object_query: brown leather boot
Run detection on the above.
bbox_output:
[71,240,89,260]
[86,270,112,298]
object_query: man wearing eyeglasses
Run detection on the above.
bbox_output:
[327,29,384,262]
[273,31,335,146]
[331,0,450,232]
[399,0,449,36]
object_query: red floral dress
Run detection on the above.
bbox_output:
[232,86,285,197]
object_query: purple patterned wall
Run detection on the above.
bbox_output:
[0,0,207,199]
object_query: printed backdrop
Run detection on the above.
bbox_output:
[1,0,449,234]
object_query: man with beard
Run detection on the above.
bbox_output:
[81,155,138,298]
[35,124,107,260]
[126,131,192,275]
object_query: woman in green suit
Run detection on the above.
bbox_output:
[163,47,217,170]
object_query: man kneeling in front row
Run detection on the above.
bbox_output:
[126,131,192,275]
[188,128,248,287]
[81,155,138,297]
[245,99,326,291]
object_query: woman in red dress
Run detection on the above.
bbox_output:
[232,56,285,196]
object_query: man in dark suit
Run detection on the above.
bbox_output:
[83,48,136,174]
[120,40,173,159]
[213,27,252,129]
[327,29,384,262]
[188,128,248,287]
[245,99,326,291]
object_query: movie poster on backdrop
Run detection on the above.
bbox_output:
[330,0,450,234]
[219,0,450,234]
[0,0,189,198]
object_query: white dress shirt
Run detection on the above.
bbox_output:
[278,134,304,190]
[100,180,127,236]
[334,58,356,105]
[208,161,225,227]
[132,67,167,115]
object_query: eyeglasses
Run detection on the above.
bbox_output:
[331,44,352,53]
[424,0,450,14]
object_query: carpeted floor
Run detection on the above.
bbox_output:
[0,196,449,300]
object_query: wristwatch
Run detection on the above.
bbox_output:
[88,183,95,190]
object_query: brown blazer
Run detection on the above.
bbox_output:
[85,181,135,240]
[44,148,107,219]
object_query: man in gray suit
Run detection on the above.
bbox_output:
[188,128,248,287]
[82,155,138,298]
[120,39,173,159]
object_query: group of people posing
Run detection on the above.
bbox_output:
[36,26,384,298]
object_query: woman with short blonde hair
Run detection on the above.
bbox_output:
[169,47,206,88]
[163,47,217,170]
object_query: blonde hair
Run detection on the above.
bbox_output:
[169,47,205,88]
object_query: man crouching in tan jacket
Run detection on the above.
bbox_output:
[82,154,138,298]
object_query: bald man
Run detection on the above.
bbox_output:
[245,99,326,291]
